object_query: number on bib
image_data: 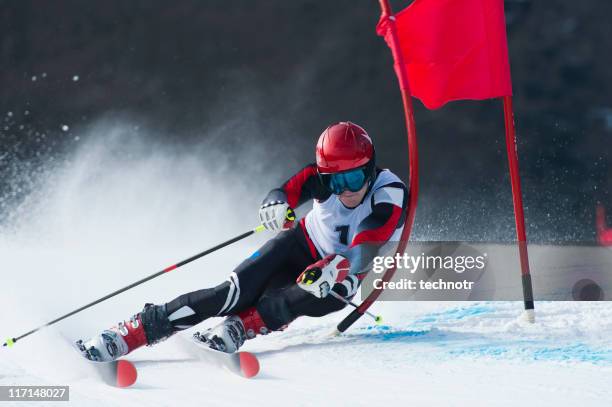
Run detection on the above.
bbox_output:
[335,225,349,245]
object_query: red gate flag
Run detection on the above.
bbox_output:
[377,0,513,109]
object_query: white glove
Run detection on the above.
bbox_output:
[296,254,350,298]
[259,201,295,232]
[259,201,294,232]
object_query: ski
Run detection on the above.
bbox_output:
[180,336,260,379]
[72,341,138,388]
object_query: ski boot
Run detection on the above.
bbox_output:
[194,308,269,353]
[77,303,174,362]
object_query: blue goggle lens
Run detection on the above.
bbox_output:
[321,168,367,194]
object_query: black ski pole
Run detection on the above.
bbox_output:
[329,291,382,324]
[3,225,267,348]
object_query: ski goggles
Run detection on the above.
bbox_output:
[319,167,369,195]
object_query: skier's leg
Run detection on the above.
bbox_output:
[194,282,353,355]
[198,247,357,350]
[255,283,351,331]
[163,226,310,329]
[192,227,319,352]
[78,228,309,361]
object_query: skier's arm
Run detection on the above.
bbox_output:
[345,183,408,279]
[296,254,350,298]
[259,164,330,231]
[262,164,330,209]
[294,187,407,297]
[296,183,408,299]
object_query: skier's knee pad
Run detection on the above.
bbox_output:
[139,303,174,345]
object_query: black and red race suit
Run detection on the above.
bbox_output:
[155,165,407,334]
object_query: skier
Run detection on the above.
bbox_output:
[78,121,408,361]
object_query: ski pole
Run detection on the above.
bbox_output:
[3,224,269,348]
[329,291,382,324]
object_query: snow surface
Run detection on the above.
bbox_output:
[2,301,611,406]
[1,123,611,406]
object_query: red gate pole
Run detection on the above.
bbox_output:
[335,0,419,333]
[503,95,535,322]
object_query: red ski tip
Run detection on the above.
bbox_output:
[115,360,138,388]
[239,352,260,378]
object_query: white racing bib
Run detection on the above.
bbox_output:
[305,169,405,260]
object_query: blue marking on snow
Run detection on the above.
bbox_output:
[348,317,612,365]
[447,344,514,358]
[377,330,431,341]
[532,344,612,364]
[414,304,496,324]
[340,303,612,366]
[363,324,393,331]
[357,325,432,341]
[447,341,612,365]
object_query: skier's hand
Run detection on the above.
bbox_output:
[259,201,295,232]
[296,254,350,298]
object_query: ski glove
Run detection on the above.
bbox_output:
[259,201,295,232]
[296,254,350,298]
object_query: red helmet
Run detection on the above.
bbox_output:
[316,122,374,173]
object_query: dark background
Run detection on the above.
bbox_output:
[1,0,610,242]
